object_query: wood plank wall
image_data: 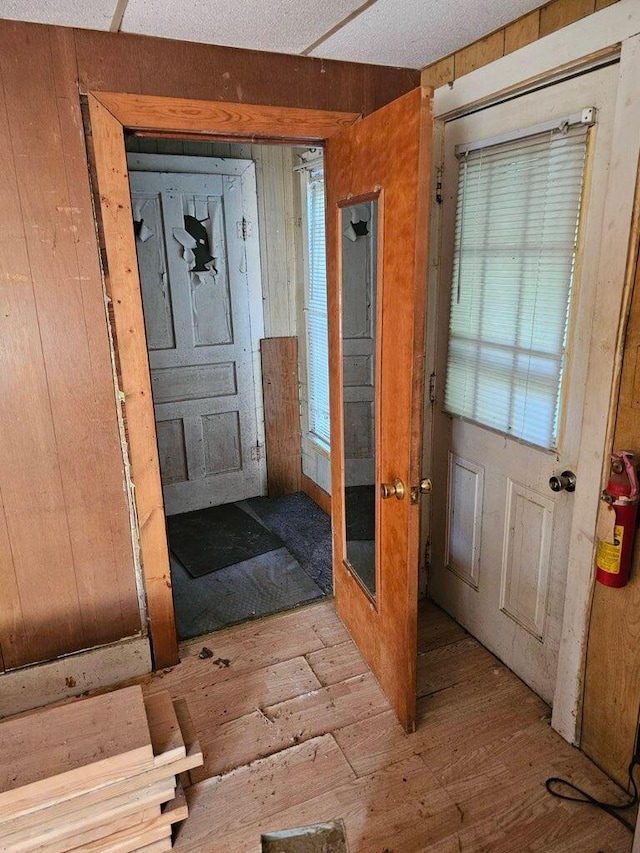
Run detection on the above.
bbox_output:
[582,230,640,787]
[261,338,302,497]
[421,0,620,87]
[0,24,141,669]
[0,17,417,671]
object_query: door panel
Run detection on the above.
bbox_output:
[430,65,618,704]
[326,87,432,731]
[130,169,266,515]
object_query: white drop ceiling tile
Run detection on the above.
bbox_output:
[0,0,117,30]
[120,0,364,55]
[310,0,549,68]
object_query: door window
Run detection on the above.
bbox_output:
[444,122,590,449]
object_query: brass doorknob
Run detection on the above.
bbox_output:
[381,478,405,500]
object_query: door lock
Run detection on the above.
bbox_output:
[410,478,433,504]
[381,478,405,500]
[549,470,576,492]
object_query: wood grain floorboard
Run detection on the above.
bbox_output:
[122,598,632,852]
[174,735,355,849]
[148,657,321,730]
[189,671,386,781]
[304,640,368,687]
[197,755,460,853]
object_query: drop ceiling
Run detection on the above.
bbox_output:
[1,0,550,69]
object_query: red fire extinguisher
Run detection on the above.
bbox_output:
[595,451,640,588]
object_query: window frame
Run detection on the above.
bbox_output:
[300,164,330,455]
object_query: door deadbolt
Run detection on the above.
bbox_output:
[381,478,405,500]
[549,470,576,493]
[410,478,433,504]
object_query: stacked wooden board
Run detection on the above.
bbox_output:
[0,685,203,853]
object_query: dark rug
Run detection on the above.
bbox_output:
[170,549,324,639]
[345,484,375,540]
[167,503,283,578]
[246,492,333,594]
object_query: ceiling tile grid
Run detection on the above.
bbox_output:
[309,0,550,68]
[0,0,555,69]
[0,0,118,30]
[119,0,364,56]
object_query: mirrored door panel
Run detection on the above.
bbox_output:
[326,86,432,732]
[341,199,378,597]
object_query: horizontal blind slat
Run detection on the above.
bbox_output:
[306,175,330,447]
[445,124,589,449]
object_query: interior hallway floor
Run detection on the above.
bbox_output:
[169,492,333,639]
[131,600,632,852]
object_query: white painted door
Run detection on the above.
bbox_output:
[129,165,266,515]
[429,65,618,705]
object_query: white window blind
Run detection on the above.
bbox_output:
[444,123,590,449]
[305,173,330,448]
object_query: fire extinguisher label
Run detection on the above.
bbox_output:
[596,524,624,574]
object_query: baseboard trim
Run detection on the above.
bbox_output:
[301,473,331,516]
[0,635,152,719]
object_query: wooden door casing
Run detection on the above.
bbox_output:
[326,87,432,732]
[88,93,361,667]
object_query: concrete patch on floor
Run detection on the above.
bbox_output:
[261,819,349,852]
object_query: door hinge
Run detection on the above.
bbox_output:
[237,217,253,240]
[435,164,443,205]
[251,443,264,461]
[429,371,436,404]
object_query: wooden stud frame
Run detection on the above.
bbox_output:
[88,91,360,668]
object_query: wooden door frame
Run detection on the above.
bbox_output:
[88,91,360,668]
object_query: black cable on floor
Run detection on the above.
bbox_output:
[545,757,639,832]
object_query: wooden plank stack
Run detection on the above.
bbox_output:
[0,685,203,853]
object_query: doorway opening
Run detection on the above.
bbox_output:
[125,135,332,640]
[425,62,619,713]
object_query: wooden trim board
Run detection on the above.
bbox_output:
[88,91,359,668]
[0,636,151,720]
[0,686,154,822]
[0,696,202,838]
[2,779,174,853]
[261,337,302,496]
[80,787,187,853]
[91,92,359,143]
[301,473,331,516]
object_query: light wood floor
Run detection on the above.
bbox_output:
[133,599,633,852]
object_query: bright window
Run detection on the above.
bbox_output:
[305,172,330,449]
[444,123,590,449]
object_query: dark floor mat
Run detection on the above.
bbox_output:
[345,484,375,540]
[171,548,324,639]
[246,492,333,594]
[167,503,283,578]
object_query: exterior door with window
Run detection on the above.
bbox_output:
[129,164,266,516]
[326,87,432,731]
[430,65,618,704]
